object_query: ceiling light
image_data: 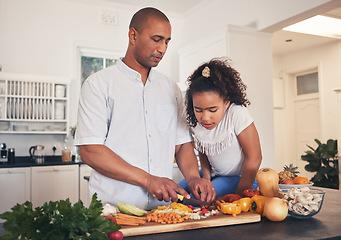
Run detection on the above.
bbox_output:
[283,15,341,39]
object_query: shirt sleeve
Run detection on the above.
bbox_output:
[74,75,109,146]
[173,82,192,145]
[230,105,254,136]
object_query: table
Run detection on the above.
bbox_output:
[1,187,340,239]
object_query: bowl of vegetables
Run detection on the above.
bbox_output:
[278,187,325,219]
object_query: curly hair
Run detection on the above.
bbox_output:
[185,57,250,127]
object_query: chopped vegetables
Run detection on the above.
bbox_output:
[233,197,252,212]
[146,211,189,224]
[115,213,146,226]
[216,201,242,217]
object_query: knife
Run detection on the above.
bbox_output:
[177,194,214,206]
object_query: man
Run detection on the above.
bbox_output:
[75,7,215,210]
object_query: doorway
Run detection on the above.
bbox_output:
[293,70,321,179]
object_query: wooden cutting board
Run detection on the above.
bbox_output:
[120,212,260,236]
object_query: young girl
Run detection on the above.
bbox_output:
[178,58,262,199]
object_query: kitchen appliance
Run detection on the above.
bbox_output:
[8,148,15,164]
[29,145,45,164]
[0,143,7,162]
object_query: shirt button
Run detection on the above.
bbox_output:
[148,134,151,138]
[145,110,148,114]
[150,159,152,162]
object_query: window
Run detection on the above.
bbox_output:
[296,72,319,95]
[81,56,117,85]
[78,47,124,86]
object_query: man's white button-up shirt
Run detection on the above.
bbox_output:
[75,59,191,210]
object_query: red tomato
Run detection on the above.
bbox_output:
[201,207,209,215]
[103,215,117,223]
[108,231,124,240]
[224,194,242,203]
[242,189,260,198]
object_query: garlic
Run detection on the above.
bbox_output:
[102,203,117,216]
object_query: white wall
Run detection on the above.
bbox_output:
[0,0,338,158]
[273,40,341,172]
[0,0,184,155]
[226,26,275,168]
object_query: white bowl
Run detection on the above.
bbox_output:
[0,121,10,131]
[279,183,313,189]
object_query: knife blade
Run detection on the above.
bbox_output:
[177,194,214,206]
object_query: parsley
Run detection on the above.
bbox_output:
[0,193,120,240]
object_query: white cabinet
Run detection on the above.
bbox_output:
[31,165,79,208]
[0,73,69,134]
[0,167,31,222]
[79,164,93,207]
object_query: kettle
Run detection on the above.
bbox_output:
[29,145,45,164]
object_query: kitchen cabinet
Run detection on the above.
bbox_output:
[0,73,69,134]
[31,165,79,208]
[0,167,30,223]
[79,164,93,207]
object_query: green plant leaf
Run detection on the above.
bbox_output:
[305,164,319,172]
[314,139,322,146]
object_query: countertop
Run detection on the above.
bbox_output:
[126,187,341,240]
[1,187,340,239]
[0,155,82,168]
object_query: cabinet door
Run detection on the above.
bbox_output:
[79,164,93,208]
[31,165,79,208]
[0,168,30,222]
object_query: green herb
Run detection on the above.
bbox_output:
[0,193,120,240]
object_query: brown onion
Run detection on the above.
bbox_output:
[263,197,288,222]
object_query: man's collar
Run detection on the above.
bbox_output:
[117,58,154,82]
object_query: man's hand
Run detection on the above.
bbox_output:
[144,175,190,202]
[187,177,216,203]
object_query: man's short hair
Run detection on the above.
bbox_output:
[129,7,170,32]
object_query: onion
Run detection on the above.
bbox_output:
[263,197,288,222]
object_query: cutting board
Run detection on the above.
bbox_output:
[120,212,260,236]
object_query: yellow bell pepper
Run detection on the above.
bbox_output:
[217,202,242,216]
[169,202,192,213]
[250,195,269,215]
[233,197,251,212]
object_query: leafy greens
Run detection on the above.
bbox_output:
[0,193,120,240]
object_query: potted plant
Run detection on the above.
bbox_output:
[301,139,339,189]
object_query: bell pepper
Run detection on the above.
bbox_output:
[242,189,260,198]
[169,202,192,213]
[224,194,242,203]
[250,195,269,215]
[233,197,251,212]
[216,201,242,216]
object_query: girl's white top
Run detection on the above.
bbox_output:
[191,103,254,176]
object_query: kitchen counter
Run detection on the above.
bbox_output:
[0,155,82,168]
[1,188,340,239]
[125,187,341,240]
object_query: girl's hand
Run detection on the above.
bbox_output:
[187,177,216,203]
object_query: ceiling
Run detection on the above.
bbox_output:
[82,0,341,56]
[272,7,341,56]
